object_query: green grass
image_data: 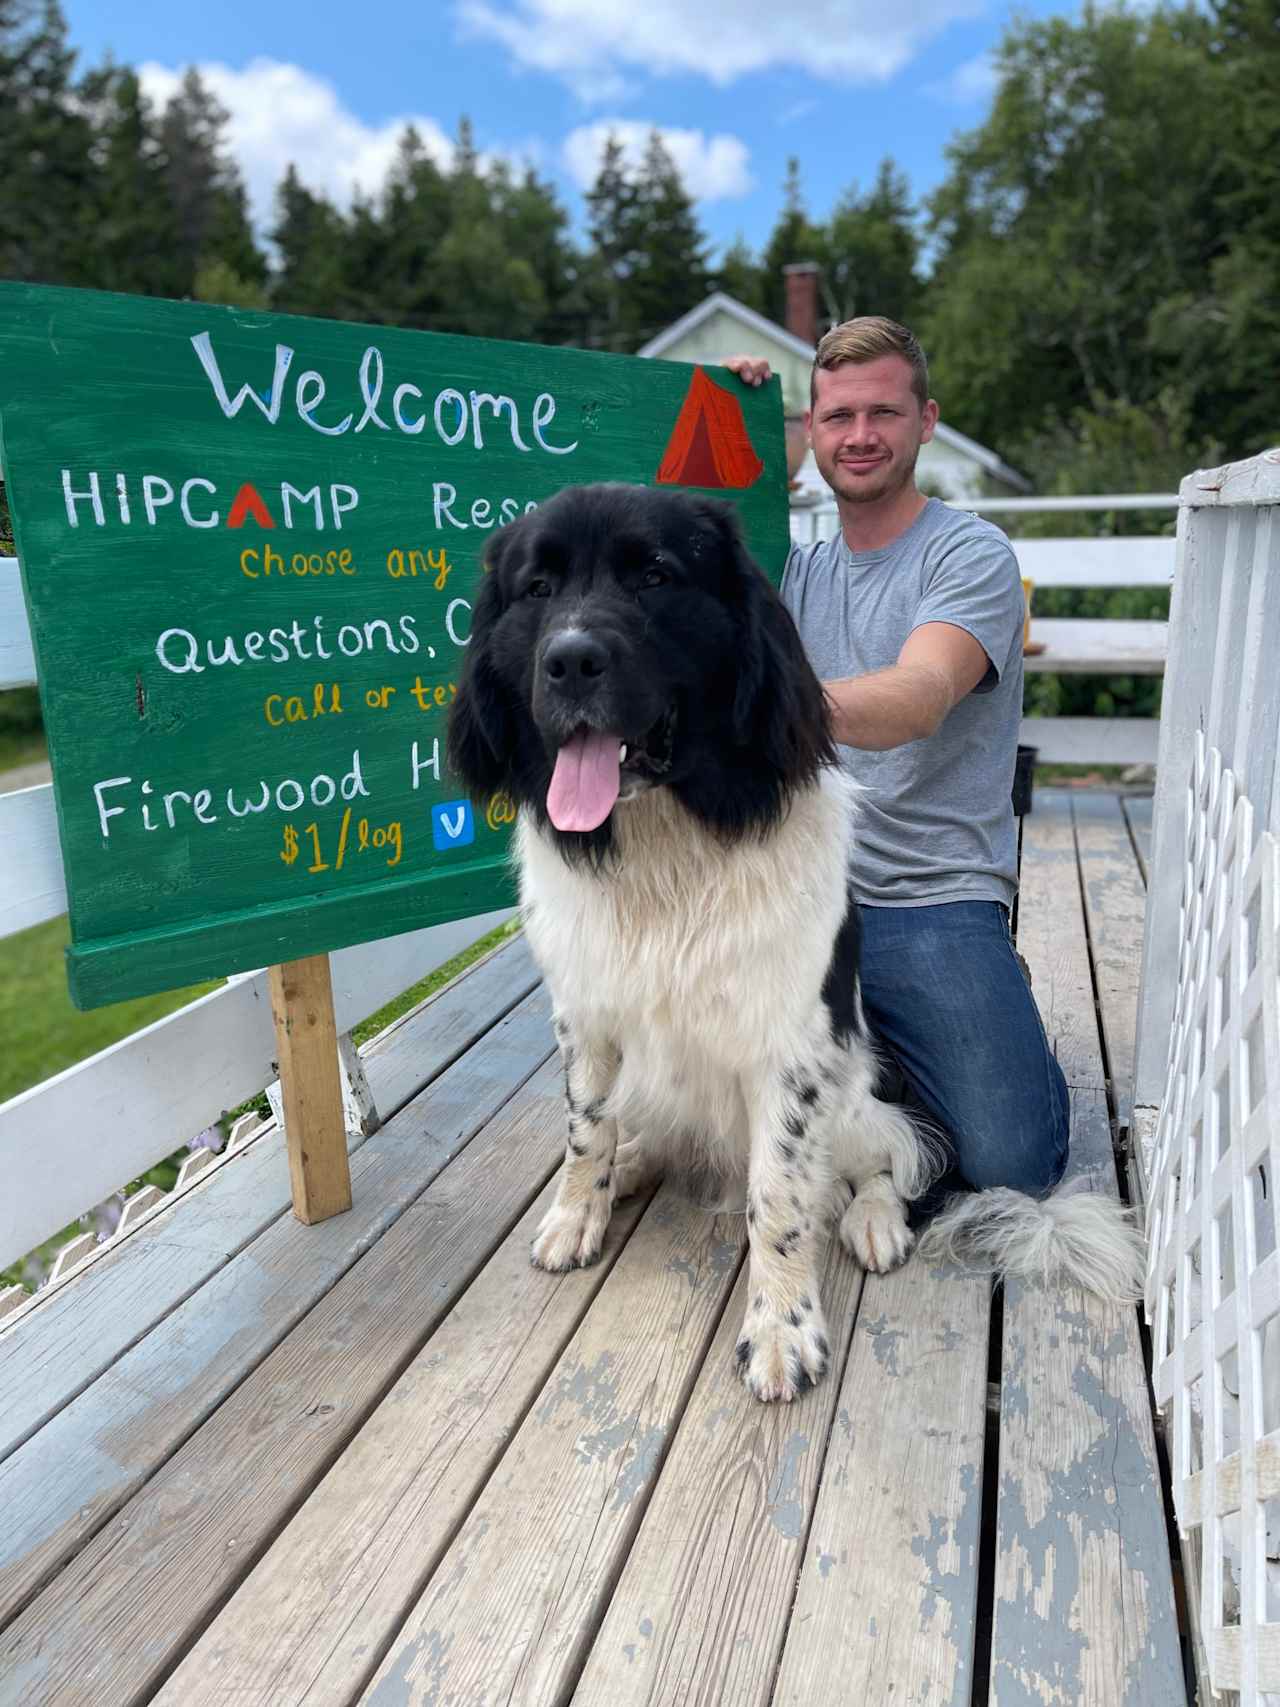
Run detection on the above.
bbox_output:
[1033,762,1138,785]
[0,727,47,772]
[0,914,221,1106]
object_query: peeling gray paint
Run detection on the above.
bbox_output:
[864,1315,907,1376]
[639,1616,654,1638]
[908,1460,982,1707]
[711,1239,740,1275]
[614,1426,666,1507]
[766,1431,809,1540]
[992,1328,1183,1707]
[538,1351,619,1426]
[665,1256,698,1290]
[366,1628,453,1707]
[1002,1331,1030,1428]
[817,1550,837,1579]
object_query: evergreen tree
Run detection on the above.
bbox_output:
[820,159,921,328]
[619,130,710,346]
[715,234,765,312]
[582,133,640,349]
[79,65,183,297]
[0,1,95,284]
[270,164,347,316]
[376,125,452,326]
[158,68,265,296]
[759,158,823,326]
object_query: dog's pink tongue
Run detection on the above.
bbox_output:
[547,731,622,832]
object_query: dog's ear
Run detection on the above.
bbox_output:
[693,500,833,779]
[446,519,525,799]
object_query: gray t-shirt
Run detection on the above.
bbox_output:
[782,498,1024,909]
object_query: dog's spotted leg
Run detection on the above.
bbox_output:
[736,1056,834,1404]
[833,1039,921,1274]
[531,1020,621,1272]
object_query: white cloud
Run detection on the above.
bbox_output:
[924,52,997,105]
[137,57,456,233]
[458,0,985,100]
[562,121,753,201]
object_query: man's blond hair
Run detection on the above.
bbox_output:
[811,316,930,410]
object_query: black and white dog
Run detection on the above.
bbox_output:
[447,483,1140,1404]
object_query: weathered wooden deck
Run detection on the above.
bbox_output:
[0,789,1188,1706]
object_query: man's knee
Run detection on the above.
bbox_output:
[955,1065,1070,1198]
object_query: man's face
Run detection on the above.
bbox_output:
[804,355,939,506]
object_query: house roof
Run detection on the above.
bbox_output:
[638,291,1030,493]
[637,292,818,365]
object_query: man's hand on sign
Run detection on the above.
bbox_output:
[725,354,773,387]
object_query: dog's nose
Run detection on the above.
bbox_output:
[542,631,610,696]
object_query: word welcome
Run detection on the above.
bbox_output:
[192,332,579,455]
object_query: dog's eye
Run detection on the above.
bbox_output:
[525,578,553,599]
[641,566,668,590]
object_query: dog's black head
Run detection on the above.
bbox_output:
[447,482,835,859]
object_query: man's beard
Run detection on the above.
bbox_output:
[827,442,920,506]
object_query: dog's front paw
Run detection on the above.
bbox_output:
[735,1296,830,1404]
[840,1190,913,1273]
[531,1197,612,1272]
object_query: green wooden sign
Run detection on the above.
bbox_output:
[0,284,789,1009]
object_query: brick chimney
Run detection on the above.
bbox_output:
[783,261,821,349]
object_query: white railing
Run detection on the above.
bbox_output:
[1132,449,1280,1706]
[790,494,1178,767]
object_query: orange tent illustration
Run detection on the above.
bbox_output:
[655,366,764,490]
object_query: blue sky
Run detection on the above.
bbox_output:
[62,0,1072,260]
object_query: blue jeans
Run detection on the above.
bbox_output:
[857,901,1070,1222]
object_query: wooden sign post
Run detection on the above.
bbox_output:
[268,955,351,1223]
[0,284,789,1229]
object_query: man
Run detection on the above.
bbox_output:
[730,318,1069,1218]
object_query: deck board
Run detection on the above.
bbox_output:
[1123,793,1154,885]
[0,988,554,1652]
[0,791,1186,1706]
[0,936,540,1465]
[0,1040,563,1704]
[573,1222,864,1707]
[1072,792,1150,1134]
[154,1177,652,1707]
[358,1187,745,1707]
[990,792,1182,1704]
[773,1258,992,1707]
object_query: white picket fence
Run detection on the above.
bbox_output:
[1133,450,1280,1705]
[792,492,1179,765]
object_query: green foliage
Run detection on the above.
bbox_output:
[922,4,1272,463]
[0,685,44,734]
[193,258,269,310]
[820,159,922,327]
[0,0,97,285]
[759,158,824,327]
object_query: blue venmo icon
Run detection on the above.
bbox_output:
[432,800,475,851]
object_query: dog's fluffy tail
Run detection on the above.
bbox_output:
[915,1179,1145,1303]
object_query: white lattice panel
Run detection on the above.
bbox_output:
[1146,736,1280,1702]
